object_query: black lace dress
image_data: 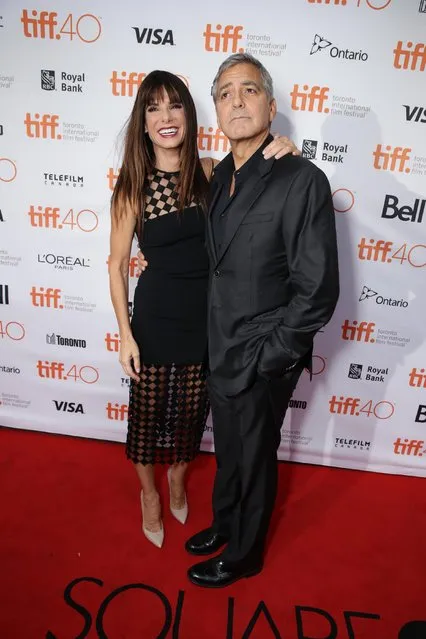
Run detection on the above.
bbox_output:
[126,169,210,465]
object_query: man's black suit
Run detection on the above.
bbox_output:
[206,136,339,565]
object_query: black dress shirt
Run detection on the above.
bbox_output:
[212,135,273,256]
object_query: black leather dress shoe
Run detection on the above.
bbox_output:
[185,527,228,556]
[188,556,263,588]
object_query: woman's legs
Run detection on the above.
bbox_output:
[134,462,162,532]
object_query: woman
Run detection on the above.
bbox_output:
[109,70,298,548]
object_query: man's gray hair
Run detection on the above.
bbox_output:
[211,53,274,102]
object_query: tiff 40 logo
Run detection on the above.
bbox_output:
[36,360,99,383]
[307,0,391,8]
[329,395,395,419]
[21,9,101,43]
[28,205,98,232]
[358,238,426,268]
[0,158,17,182]
[0,321,25,341]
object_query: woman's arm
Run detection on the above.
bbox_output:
[108,208,141,380]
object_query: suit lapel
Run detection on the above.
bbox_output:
[215,156,274,266]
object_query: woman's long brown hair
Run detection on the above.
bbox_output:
[111,70,209,232]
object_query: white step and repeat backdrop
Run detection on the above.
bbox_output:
[1,0,425,476]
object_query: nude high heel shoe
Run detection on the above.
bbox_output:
[167,467,188,525]
[140,491,164,548]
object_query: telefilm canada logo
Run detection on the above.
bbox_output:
[302,139,349,164]
[44,172,84,188]
[310,34,368,61]
[335,437,371,451]
[41,69,86,93]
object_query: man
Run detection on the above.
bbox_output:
[185,53,339,588]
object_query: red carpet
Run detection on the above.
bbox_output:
[1,426,425,639]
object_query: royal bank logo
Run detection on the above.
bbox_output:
[302,139,318,159]
[348,363,363,379]
[41,69,55,91]
[310,34,368,61]
[302,138,348,163]
[41,69,86,93]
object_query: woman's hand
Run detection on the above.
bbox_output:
[119,335,141,382]
[136,250,148,277]
[263,134,301,160]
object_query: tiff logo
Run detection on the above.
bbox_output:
[36,360,65,379]
[106,402,128,420]
[21,10,57,38]
[341,320,375,342]
[290,85,329,113]
[416,405,426,422]
[0,284,9,305]
[404,105,426,124]
[409,368,426,389]
[308,0,347,4]
[198,127,229,152]
[28,206,60,227]
[358,238,392,262]
[24,113,61,139]
[203,24,244,53]
[110,71,146,97]
[372,145,411,172]
[107,168,119,190]
[30,286,63,309]
[393,438,425,456]
[393,41,426,72]
[105,332,120,352]
[329,396,360,415]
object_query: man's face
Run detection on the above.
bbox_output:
[214,63,276,143]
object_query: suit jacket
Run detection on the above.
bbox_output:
[206,146,339,396]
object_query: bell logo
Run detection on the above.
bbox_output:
[105,332,120,352]
[30,287,63,309]
[107,168,119,190]
[198,127,229,153]
[290,85,330,113]
[409,368,426,389]
[106,402,128,420]
[372,145,411,172]
[341,320,375,342]
[110,71,146,97]
[24,113,61,139]
[415,405,426,423]
[203,24,244,53]
[393,41,426,72]
[0,158,17,183]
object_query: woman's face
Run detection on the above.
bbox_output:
[144,88,186,153]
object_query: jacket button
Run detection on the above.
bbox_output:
[214,270,220,277]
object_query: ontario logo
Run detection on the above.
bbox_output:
[359,285,409,308]
[310,34,368,61]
